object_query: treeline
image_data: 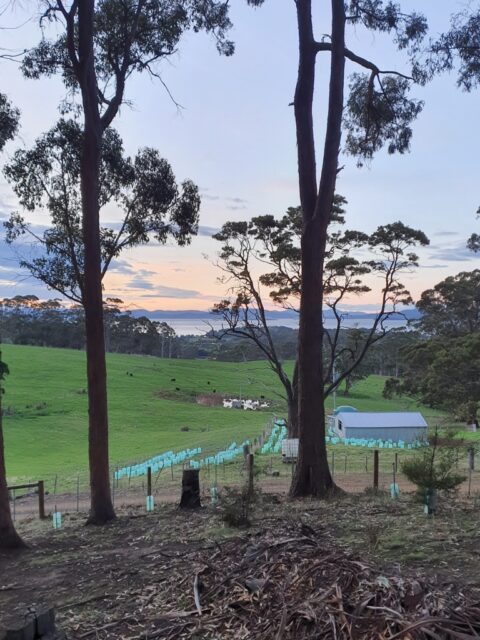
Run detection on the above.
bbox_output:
[0,296,177,358]
[0,296,419,383]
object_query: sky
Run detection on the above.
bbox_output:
[0,0,479,313]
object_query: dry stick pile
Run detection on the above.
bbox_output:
[128,522,480,640]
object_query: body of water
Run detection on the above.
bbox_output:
[161,317,408,336]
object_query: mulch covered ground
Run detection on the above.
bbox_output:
[1,494,480,639]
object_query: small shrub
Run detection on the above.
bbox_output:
[365,523,382,550]
[402,430,466,499]
[180,425,190,432]
[220,484,259,528]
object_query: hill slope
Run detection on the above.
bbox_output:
[1,344,443,482]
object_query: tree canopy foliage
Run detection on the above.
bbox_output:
[4,119,200,302]
[0,92,19,152]
[212,194,428,435]
[385,269,480,421]
[213,197,428,391]
[385,333,480,422]
[22,0,242,115]
[423,8,480,254]
[416,270,480,338]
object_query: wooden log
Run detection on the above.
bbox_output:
[179,469,201,509]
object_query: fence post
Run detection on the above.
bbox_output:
[112,469,115,507]
[395,452,398,473]
[247,453,254,499]
[147,466,152,496]
[373,450,379,490]
[468,447,475,471]
[38,480,46,519]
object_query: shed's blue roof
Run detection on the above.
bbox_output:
[336,411,427,428]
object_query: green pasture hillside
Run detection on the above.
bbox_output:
[1,344,447,482]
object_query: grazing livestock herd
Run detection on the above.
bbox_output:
[222,398,270,411]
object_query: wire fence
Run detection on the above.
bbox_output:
[8,439,480,522]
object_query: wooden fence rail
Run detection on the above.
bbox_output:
[7,480,45,519]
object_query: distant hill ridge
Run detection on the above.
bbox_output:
[131,308,421,321]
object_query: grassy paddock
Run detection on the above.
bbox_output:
[1,344,471,484]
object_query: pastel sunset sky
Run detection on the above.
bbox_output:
[0,0,478,313]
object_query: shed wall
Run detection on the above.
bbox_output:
[344,426,427,442]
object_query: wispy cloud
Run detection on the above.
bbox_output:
[422,263,449,269]
[127,268,158,291]
[138,285,204,299]
[428,241,475,262]
[198,225,220,237]
[109,259,136,275]
[433,230,460,238]
[226,197,248,204]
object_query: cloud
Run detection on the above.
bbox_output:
[433,231,460,238]
[226,197,248,204]
[127,268,158,290]
[422,263,449,269]
[428,241,475,262]
[202,194,221,201]
[198,225,220,237]
[129,277,155,290]
[226,205,247,211]
[109,259,136,275]
[138,285,204,299]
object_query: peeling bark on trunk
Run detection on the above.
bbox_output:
[290,0,346,498]
[287,360,299,438]
[287,396,299,438]
[78,0,115,524]
[0,385,25,549]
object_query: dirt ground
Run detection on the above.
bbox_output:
[1,491,480,638]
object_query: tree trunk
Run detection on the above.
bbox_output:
[290,0,346,498]
[78,0,115,524]
[287,393,299,438]
[0,380,25,549]
[287,360,299,438]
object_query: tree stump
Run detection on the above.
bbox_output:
[179,469,201,509]
[0,605,63,639]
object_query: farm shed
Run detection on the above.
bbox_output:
[333,411,428,444]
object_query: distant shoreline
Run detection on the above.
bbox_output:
[141,316,409,336]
